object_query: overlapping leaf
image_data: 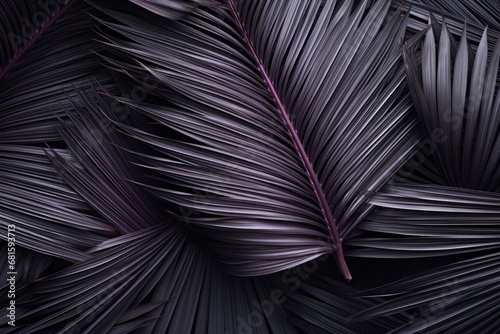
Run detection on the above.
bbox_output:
[393,0,500,54]
[129,0,213,20]
[2,223,299,334]
[45,89,163,234]
[350,251,500,333]
[281,271,408,334]
[1,0,499,332]
[0,2,122,261]
[344,10,500,333]
[403,0,500,31]
[0,1,117,143]
[347,183,500,258]
[402,19,500,190]
[1,87,298,333]
[0,145,114,261]
[89,0,421,280]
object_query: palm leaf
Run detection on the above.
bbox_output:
[0,2,121,262]
[401,0,500,31]
[350,250,500,333]
[0,0,76,78]
[343,12,500,333]
[347,183,500,258]
[393,0,500,53]
[2,0,498,332]
[45,88,164,234]
[129,0,214,20]
[0,243,54,296]
[5,223,299,333]
[3,224,177,333]
[0,86,298,333]
[0,1,116,143]
[0,144,114,262]
[282,272,408,334]
[88,0,421,280]
[402,21,500,190]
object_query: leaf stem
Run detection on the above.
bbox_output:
[227,0,351,281]
[0,0,78,82]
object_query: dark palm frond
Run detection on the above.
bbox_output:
[350,250,500,333]
[0,144,114,262]
[3,224,177,334]
[392,0,500,53]
[0,243,54,295]
[0,87,299,333]
[2,0,499,332]
[0,1,116,144]
[0,0,75,77]
[280,272,408,334]
[402,0,500,31]
[0,1,123,262]
[403,21,500,190]
[87,0,421,280]
[128,0,214,20]
[141,245,299,334]
[343,12,500,333]
[346,183,500,258]
[45,88,164,234]
[5,222,299,334]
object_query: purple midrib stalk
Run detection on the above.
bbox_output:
[0,0,78,82]
[227,0,351,281]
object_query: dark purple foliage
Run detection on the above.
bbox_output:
[0,0,499,333]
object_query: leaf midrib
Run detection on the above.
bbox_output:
[227,0,351,281]
[0,0,78,82]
